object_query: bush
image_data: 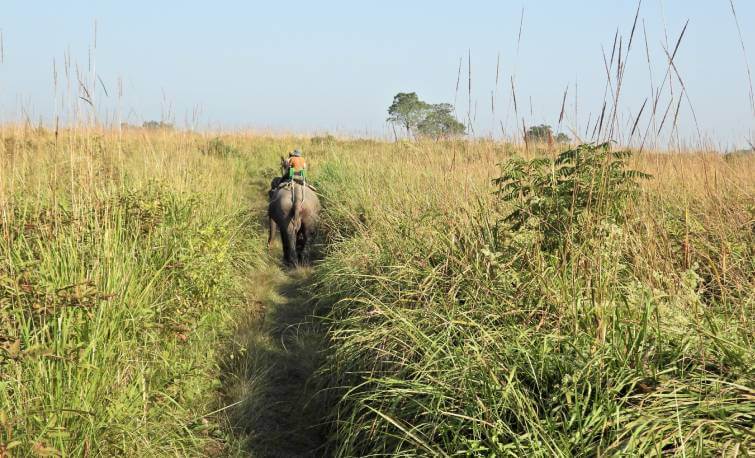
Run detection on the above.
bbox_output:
[494,142,651,251]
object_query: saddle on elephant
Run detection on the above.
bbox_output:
[273,179,317,192]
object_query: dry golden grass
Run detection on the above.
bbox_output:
[1,126,752,456]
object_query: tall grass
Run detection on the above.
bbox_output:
[0,128,271,455]
[309,139,754,456]
[1,129,752,456]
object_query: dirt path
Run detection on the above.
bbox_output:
[219,264,329,457]
[218,175,329,457]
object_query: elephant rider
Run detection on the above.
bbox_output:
[282,149,307,183]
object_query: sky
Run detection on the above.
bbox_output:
[1,1,754,149]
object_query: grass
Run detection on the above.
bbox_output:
[218,266,328,456]
[0,128,271,456]
[307,139,754,456]
[1,128,752,456]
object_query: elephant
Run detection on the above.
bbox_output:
[268,179,321,266]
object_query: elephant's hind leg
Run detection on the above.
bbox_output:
[281,224,298,267]
[267,217,277,252]
[296,229,306,264]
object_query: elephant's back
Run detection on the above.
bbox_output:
[269,187,294,213]
[270,184,319,214]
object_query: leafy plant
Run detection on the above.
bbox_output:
[494,142,651,251]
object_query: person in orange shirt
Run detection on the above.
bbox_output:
[283,149,307,181]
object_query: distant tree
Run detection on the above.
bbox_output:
[526,124,553,142]
[142,120,174,130]
[387,92,429,137]
[724,145,754,160]
[417,103,466,139]
[525,124,569,144]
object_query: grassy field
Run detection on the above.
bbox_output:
[1,128,753,456]
[310,140,754,456]
[0,128,271,456]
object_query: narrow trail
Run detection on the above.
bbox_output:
[218,176,329,457]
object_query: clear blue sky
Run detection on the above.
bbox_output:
[1,1,754,148]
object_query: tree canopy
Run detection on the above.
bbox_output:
[417,103,466,139]
[387,93,429,136]
[387,93,465,139]
[525,124,569,144]
[142,120,174,130]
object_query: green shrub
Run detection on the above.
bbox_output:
[494,142,651,251]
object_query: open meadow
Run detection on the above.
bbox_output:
[0,127,752,456]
